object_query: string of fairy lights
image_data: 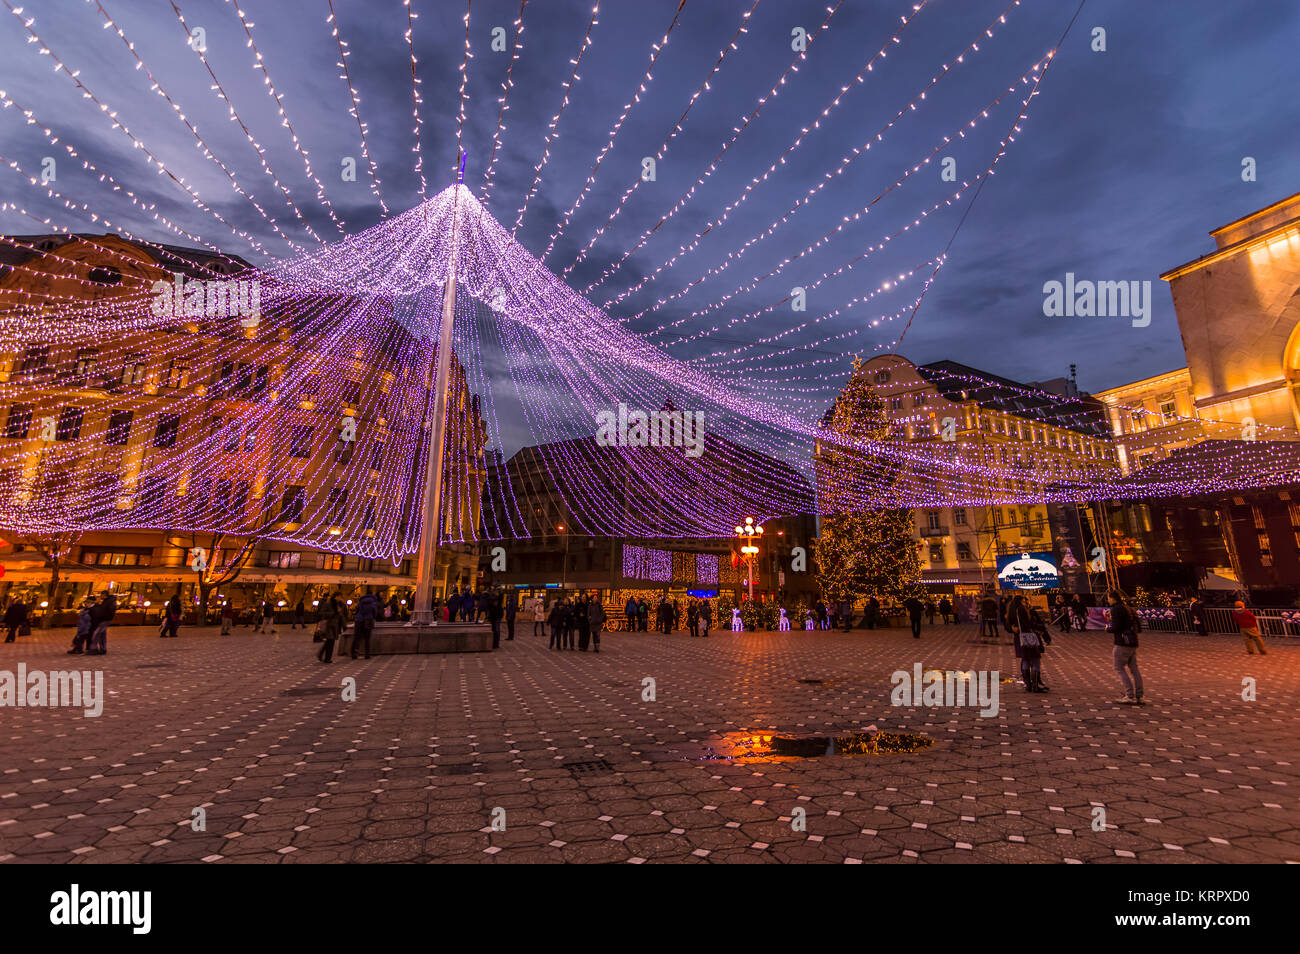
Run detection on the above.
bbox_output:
[0,0,1295,554]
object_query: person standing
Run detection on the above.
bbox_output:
[939,597,952,625]
[162,592,182,638]
[220,600,234,636]
[700,600,712,638]
[867,595,880,631]
[979,593,999,639]
[575,596,591,651]
[1071,594,1087,631]
[637,598,649,632]
[488,591,504,649]
[292,598,306,630]
[68,596,95,654]
[1109,589,1143,704]
[587,597,606,653]
[841,598,855,632]
[260,598,276,634]
[88,590,116,655]
[317,593,342,663]
[1189,596,1208,636]
[3,597,27,643]
[687,601,699,637]
[904,595,923,639]
[924,599,937,625]
[547,600,564,650]
[624,597,638,633]
[505,592,517,641]
[1232,600,1267,655]
[351,591,378,659]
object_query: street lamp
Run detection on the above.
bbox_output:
[735,517,763,602]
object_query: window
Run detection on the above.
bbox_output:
[279,485,305,523]
[267,550,301,569]
[87,265,122,286]
[82,548,152,567]
[1159,399,1176,424]
[4,404,32,439]
[1251,505,1266,530]
[957,542,972,560]
[153,413,180,448]
[19,346,50,374]
[327,487,347,523]
[342,380,363,406]
[953,507,967,526]
[252,366,269,394]
[874,371,891,384]
[56,407,84,441]
[316,552,342,571]
[289,425,313,459]
[106,410,133,445]
[890,397,903,411]
[1258,532,1272,567]
[913,392,927,407]
[163,359,190,389]
[926,511,942,530]
[73,348,97,379]
[120,355,147,386]
[928,544,944,563]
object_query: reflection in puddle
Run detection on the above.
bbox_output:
[701,729,934,761]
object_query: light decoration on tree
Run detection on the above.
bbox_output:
[562,0,845,280]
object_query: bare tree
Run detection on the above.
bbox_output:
[164,531,260,622]
[13,532,81,628]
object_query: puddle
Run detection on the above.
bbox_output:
[698,729,933,762]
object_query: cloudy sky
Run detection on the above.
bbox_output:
[2,0,1298,429]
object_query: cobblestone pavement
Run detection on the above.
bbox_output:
[1,620,1297,864]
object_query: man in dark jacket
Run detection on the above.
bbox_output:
[939,597,952,624]
[904,596,924,639]
[3,598,27,642]
[867,596,880,630]
[317,593,342,663]
[624,597,638,632]
[351,592,379,659]
[1109,590,1143,704]
[504,592,517,640]
[487,591,504,649]
[587,599,607,653]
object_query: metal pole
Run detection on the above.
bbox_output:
[414,182,462,620]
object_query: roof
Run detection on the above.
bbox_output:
[916,359,1110,438]
[0,233,254,282]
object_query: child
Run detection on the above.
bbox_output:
[1232,601,1267,655]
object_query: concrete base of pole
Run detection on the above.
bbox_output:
[339,620,494,656]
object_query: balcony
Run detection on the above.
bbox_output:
[919,526,949,538]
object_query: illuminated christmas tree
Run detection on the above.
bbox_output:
[815,359,923,602]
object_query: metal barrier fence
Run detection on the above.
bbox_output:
[1133,606,1300,637]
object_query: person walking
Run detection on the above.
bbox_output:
[504,592,517,641]
[68,596,95,654]
[1006,595,1048,692]
[351,591,378,659]
[1071,595,1087,631]
[979,593,999,639]
[814,600,827,630]
[260,598,276,634]
[1109,589,1143,705]
[939,597,952,625]
[700,600,712,638]
[220,600,234,636]
[88,590,116,655]
[563,599,578,649]
[3,597,27,643]
[588,598,606,653]
[904,595,924,639]
[317,593,342,663]
[1232,600,1267,655]
[292,599,306,630]
[161,592,182,638]
[924,599,937,625]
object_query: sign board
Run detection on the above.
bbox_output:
[686,589,718,598]
[996,551,1059,591]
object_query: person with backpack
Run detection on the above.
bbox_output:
[1232,600,1267,655]
[1109,589,1143,704]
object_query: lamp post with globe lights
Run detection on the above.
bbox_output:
[735,518,763,602]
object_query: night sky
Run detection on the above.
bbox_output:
[3,0,1298,429]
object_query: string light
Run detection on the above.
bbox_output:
[480,1,528,204]
[326,0,389,215]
